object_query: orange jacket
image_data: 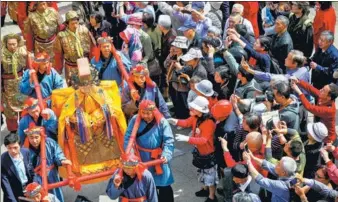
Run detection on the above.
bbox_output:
[313,7,336,47]
[177,116,216,156]
[238,2,260,38]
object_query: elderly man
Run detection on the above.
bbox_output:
[20,52,64,107]
[157,1,190,36]
[291,78,338,144]
[158,14,177,100]
[223,4,254,39]
[122,65,170,119]
[124,100,174,202]
[271,15,294,73]
[90,32,131,88]
[54,11,94,81]
[18,97,58,145]
[1,133,34,202]
[310,31,338,89]
[245,152,298,202]
[242,50,310,98]
[1,33,28,133]
[106,153,158,202]
[173,1,212,38]
[24,2,61,64]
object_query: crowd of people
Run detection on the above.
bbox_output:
[1,1,338,202]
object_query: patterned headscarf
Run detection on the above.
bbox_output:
[119,27,143,64]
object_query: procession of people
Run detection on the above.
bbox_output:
[1,1,338,202]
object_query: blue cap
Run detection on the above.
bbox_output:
[192,2,205,10]
[178,19,196,32]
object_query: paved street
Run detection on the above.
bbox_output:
[1,2,338,202]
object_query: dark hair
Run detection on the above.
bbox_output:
[215,66,231,81]
[292,2,310,15]
[235,24,247,37]
[244,113,261,130]
[90,12,103,24]
[318,165,329,180]
[319,2,332,10]
[239,66,254,82]
[289,140,303,158]
[272,82,291,99]
[142,12,156,30]
[4,133,20,146]
[231,164,249,179]
[258,36,272,52]
[228,46,248,63]
[328,83,338,100]
[202,37,221,48]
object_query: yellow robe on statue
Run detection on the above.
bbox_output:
[51,81,127,184]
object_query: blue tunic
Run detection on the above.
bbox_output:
[20,68,64,107]
[124,116,174,187]
[29,138,66,202]
[18,113,58,145]
[106,169,158,202]
[90,52,132,87]
[122,83,171,118]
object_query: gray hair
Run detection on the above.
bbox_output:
[208,26,221,36]
[320,30,335,43]
[290,50,306,67]
[271,75,289,88]
[233,192,261,202]
[276,15,289,27]
[158,15,171,30]
[280,156,297,177]
[232,4,244,14]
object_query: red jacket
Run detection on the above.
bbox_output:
[223,148,268,177]
[298,80,336,143]
[177,116,216,155]
[238,2,260,38]
[313,7,336,48]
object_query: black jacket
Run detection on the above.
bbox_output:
[271,31,294,73]
[312,45,338,89]
[288,14,314,58]
[88,20,113,42]
[160,29,177,68]
[1,148,34,202]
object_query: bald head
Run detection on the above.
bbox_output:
[246,132,263,153]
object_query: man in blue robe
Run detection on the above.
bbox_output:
[18,97,58,145]
[24,123,71,202]
[106,153,158,202]
[122,65,171,119]
[124,100,174,202]
[90,33,131,90]
[20,52,64,107]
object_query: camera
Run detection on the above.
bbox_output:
[255,95,267,103]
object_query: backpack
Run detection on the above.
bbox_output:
[270,57,283,74]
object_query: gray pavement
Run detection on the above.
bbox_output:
[1,2,338,202]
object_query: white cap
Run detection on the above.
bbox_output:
[188,96,209,113]
[181,48,203,62]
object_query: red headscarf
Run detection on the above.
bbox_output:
[138,100,163,124]
[128,65,155,88]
